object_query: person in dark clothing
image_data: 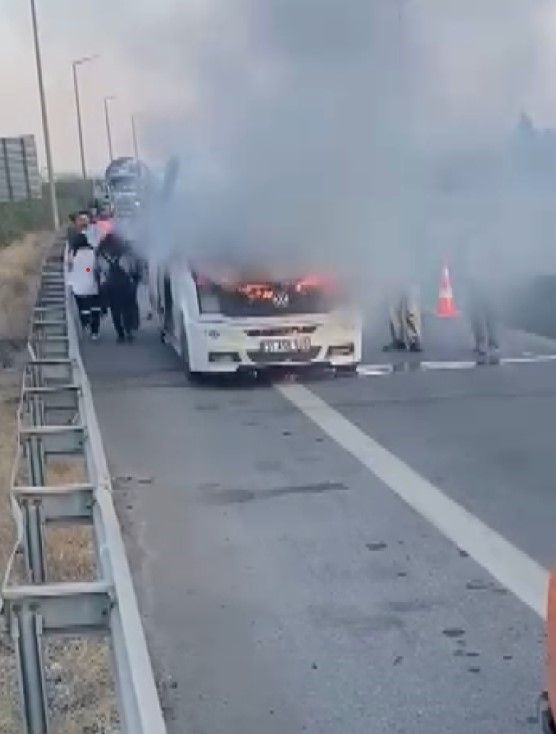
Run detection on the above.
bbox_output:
[467,277,499,363]
[457,240,501,364]
[66,213,77,243]
[96,233,140,342]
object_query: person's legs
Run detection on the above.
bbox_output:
[122,298,136,340]
[89,295,101,338]
[110,300,125,342]
[405,287,422,352]
[470,307,487,358]
[384,299,406,351]
[131,285,140,332]
[467,282,492,359]
[74,294,90,331]
[485,300,499,349]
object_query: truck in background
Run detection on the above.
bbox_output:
[105,157,151,219]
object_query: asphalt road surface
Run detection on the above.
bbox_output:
[81,310,556,734]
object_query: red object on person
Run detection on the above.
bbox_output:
[97,219,113,239]
[436,263,458,318]
[85,267,91,273]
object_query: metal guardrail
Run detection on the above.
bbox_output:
[1,241,167,734]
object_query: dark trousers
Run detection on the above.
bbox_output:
[74,294,100,335]
[109,298,136,339]
[467,282,499,352]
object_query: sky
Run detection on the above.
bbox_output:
[0,0,174,176]
[3,0,556,178]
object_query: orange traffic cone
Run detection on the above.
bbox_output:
[436,263,458,318]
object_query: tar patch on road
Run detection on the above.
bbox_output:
[202,481,348,504]
[308,604,406,638]
[442,627,466,639]
[365,541,388,551]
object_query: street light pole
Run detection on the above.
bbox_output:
[29,0,59,229]
[72,55,97,180]
[131,114,140,161]
[104,95,115,162]
[72,63,85,177]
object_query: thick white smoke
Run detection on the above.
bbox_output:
[121,0,556,313]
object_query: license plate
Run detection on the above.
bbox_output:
[260,337,311,353]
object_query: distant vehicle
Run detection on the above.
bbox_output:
[105,157,150,219]
[92,178,110,208]
[149,255,362,379]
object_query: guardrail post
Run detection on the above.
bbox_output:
[22,393,47,582]
[13,607,49,734]
[27,434,45,487]
[22,500,47,584]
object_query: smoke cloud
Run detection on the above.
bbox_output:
[117,0,556,314]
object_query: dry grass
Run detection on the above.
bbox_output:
[45,523,96,584]
[44,638,119,734]
[45,523,96,583]
[44,459,96,583]
[47,459,87,486]
[0,233,50,341]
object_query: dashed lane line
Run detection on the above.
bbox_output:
[357,353,556,377]
[502,354,556,365]
[276,381,548,618]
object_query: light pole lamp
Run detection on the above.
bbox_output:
[72,55,98,180]
[29,0,59,229]
[104,95,116,162]
[131,114,140,161]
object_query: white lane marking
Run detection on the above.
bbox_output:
[501,354,556,365]
[420,360,475,370]
[276,382,548,618]
[357,364,392,376]
[356,353,556,377]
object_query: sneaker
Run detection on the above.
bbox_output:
[409,340,422,353]
[91,333,99,341]
[116,334,125,344]
[489,347,501,365]
[382,340,406,352]
[476,349,488,365]
[126,333,135,343]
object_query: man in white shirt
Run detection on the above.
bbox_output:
[68,232,101,339]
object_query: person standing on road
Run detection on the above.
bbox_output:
[458,239,501,363]
[67,233,101,340]
[383,283,423,352]
[96,232,140,343]
[466,277,500,363]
